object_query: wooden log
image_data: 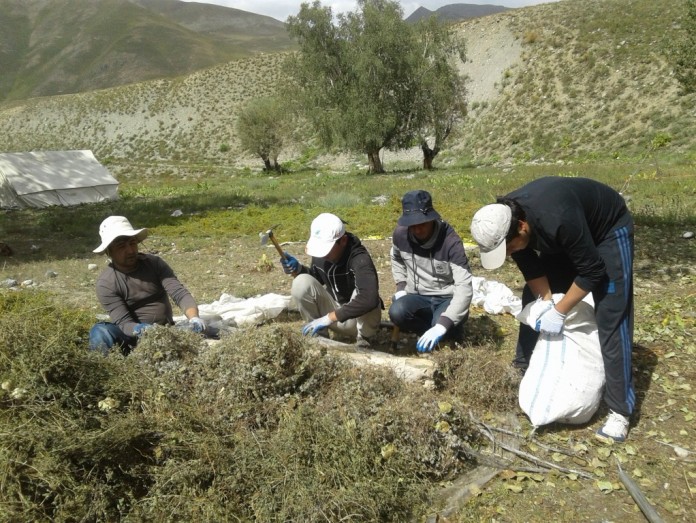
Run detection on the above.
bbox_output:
[312,337,435,387]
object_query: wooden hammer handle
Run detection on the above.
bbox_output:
[268,234,286,258]
[269,234,299,278]
[390,325,400,350]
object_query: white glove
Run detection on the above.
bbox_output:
[189,317,206,334]
[393,290,407,301]
[536,307,566,335]
[526,297,554,326]
[416,324,447,353]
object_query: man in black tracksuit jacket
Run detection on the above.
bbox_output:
[470,176,635,442]
[280,212,382,347]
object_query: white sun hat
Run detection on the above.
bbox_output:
[470,204,512,270]
[305,213,346,258]
[93,216,148,254]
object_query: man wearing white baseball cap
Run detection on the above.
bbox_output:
[470,176,635,442]
[89,215,208,354]
[279,212,382,347]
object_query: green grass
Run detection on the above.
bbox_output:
[2,158,694,258]
[1,160,695,521]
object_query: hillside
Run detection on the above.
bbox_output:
[0,0,694,168]
[406,3,510,23]
[0,0,292,102]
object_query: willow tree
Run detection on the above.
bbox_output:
[286,0,421,174]
[412,16,468,170]
[236,96,290,172]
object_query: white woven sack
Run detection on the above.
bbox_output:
[516,294,605,427]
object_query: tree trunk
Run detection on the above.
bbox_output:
[421,142,440,170]
[366,149,385,174]
[261,155,273,171]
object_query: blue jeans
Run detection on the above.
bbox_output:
[89,322,137,355]
[389,294,455,336]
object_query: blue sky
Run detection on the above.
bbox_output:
[182,1,559,23]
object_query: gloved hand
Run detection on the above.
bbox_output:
[302,314,333,337]
[133,323,152,337]
[416,324,447,353]
[392,290,407,301]
[536,307,566,335]
[527,297,554,325]
[189,317,206,334]
[281,252,300,275]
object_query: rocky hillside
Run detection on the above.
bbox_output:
[406,3,510,23]
[0,0,693,169]
[0,0,292,102]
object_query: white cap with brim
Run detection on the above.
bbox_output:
[470,204,512,270]
[305,213,346,258]
[93,216,148,254]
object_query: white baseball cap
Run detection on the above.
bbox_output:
[93,216,148,254]
[470,204,512,270]
[305,213,346,258]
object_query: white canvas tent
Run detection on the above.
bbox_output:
[0,150,119,209]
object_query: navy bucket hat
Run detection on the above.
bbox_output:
[397,190,441,227]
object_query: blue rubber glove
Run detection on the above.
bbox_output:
[281,252,300,275]
[416,324,447,353]
[133,323,152,337]
[189,317,206,334]
[302,314,333,337]
[536,307,566,335]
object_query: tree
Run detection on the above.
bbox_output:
[286,0,421,174]
[673,0,696,94]
[236,96,289,172]
[412,16,468,170]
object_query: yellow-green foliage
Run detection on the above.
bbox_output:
[0,293,492,521]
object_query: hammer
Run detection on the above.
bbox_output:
[260,225,298,276]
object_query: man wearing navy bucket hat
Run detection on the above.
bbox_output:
[389,190,473,352]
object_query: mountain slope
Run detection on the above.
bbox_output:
[406,3,510,23]
[0,0,693,167]
[0,0,292,102]
[455,0,694,162]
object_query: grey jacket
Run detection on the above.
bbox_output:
[390,220,473,329]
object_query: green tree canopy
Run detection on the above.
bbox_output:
[412,15,468,169]
[287,0,424,173]
[286,0,467,173]
[236,96,290,172]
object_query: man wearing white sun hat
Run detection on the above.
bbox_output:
[279,212,382,347]
[89,215,208,354]
[470,176,635,442]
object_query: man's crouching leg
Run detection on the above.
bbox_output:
[89,322,136,355]
[355,305,382,348]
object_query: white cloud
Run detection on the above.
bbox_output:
[181,1,558,23]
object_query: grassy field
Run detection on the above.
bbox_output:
[1,158,695,521]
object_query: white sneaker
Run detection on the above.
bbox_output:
[596,411,630,442]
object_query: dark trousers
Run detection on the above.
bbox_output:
[389,294,463,336]
[515,218,635,417]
